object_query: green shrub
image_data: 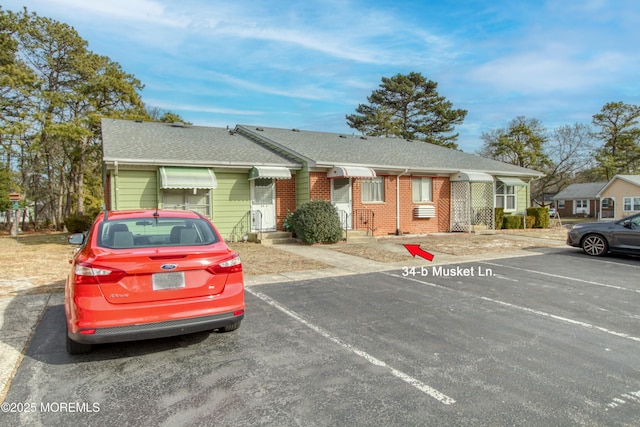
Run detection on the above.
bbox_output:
[291,200,343,244]
[502,215,536,229]
[526,207,550,228]
[494,208,504,230]
[64,214,93,233]
[283,210,295,232]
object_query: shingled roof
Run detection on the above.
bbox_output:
[236,125,543,177]
[101,119,299,168]
[553,182,607,200]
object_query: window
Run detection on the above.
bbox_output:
[332,178,350,204]
[623,197,640,212]
[253,178,274,205]
[495,184,516,211]
[412,177,432,202]
[557,200,565,208]
[98,217,218,249]
[576,200,588,208]
[361,177,384,203]
[601,198,611,208]
[162,189,211,217]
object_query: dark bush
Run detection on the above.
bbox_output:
[64,214,93,233]
[526,207,550,228]
[291,200,343,244]
[494,208,504,230]
[502,215,536,229]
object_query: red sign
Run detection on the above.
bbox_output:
[9,193,22,201]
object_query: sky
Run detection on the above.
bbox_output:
[5,0,640,152]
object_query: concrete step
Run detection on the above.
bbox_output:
[260,237,295,246]
[249,231,294,245]
[343,229,376,244]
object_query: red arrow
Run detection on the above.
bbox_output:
[403,244,434,262]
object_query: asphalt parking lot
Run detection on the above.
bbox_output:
[2,247,640,426]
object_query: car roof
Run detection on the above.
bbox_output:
[101,210,203,221]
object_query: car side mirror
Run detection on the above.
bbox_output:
[622,220,632,229]
[67,233,85,245]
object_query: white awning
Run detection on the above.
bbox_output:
[248,166,291,180]
[450,171,494,182]
[159,167,217,189]
[327,166,376,179]
[497,176,527,186]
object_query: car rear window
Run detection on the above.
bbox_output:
[97,217,219,249]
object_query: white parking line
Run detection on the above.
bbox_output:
[479,296,640,343]
[383,271,640,344]
[246,287,456,405]
[480,261,640,294]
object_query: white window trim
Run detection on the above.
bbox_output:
[412,177,433,203]
[162,189,211,217]
[623,196,640,212]
[574,199,589,215]
[361,177,385,203]
[495,183,517,212]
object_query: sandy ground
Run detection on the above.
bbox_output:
[332,228,568,261]
[0,228,568,296]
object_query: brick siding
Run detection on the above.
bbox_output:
[304,172,451,236]
[275,175,297,230]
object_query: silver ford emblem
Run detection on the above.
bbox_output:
[161,264,178,270]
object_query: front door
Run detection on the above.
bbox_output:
[251,178,276,232]
[332,178,352,229]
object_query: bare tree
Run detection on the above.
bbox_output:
[531,123,596,204]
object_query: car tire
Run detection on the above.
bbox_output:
[217,321,241,333]
[581,234,608,256]
[66,332,92,354]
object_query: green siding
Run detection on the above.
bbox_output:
[517,185,529,212]
[114,170,157,209]
[212,172,251,238]
[296,163,311,207]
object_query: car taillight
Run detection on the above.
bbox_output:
[74,262,126,285]
[206,254,242,274]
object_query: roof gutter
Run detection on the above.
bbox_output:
[396,169,409,235]
[102,158,301,170]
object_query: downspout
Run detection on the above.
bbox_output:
[113,161,119,210]
[396,169,409,235]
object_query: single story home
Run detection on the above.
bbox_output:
[553,182,608,219]
[596,174,640,219]
[101,119,543,239]
[101,119,300,240]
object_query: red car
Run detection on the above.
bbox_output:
[65,209,245,354]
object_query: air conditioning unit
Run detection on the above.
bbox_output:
[414,205,436,218]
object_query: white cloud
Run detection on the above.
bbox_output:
[40,0,190,27]
[468,44,629,95]
[145,99,263,116]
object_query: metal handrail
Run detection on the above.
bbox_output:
[354,208,375,235]
[250,209,263,233]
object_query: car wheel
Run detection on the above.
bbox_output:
[581,234,608,256]
[66,332,92,354]
[217,321,241,333]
